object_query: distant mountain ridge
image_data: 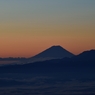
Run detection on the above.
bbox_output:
[0,46,95,66]
[0,49,95,74]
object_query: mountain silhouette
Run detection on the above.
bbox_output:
[28,45,74,63]
[0,49,95,95]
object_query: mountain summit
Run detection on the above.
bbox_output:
[28,45,74,63]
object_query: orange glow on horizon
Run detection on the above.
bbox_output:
[0,35,95,58]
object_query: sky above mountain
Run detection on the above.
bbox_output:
[0,0,95,57]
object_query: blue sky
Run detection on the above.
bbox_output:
[0,0,95,22]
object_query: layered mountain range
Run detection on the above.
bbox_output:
[0,46,95,74]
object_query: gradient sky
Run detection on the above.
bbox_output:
[0,0,95,57]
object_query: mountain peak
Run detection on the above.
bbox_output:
[50,45,63,49]
[51,45,62,47]
[48,45,64,50]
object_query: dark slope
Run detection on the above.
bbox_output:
[73,49,95,61]
[72,49,95,70]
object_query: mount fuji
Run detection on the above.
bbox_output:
[28,45,74,63]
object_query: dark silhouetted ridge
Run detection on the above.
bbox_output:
[74,49,95,61]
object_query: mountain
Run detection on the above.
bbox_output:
[28,45,74,63]
[0,45,74,65]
